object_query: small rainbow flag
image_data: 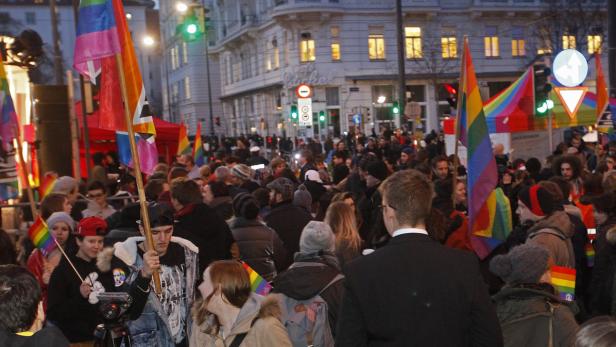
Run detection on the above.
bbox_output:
[551,266,576,302]
[39,174,57,199]
[193,122,205,166]
[585,243,595,267]
[242,262,272,296]
[28,217,56,256]
[177,124,191,156]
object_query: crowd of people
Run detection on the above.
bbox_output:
[1,128,616,346]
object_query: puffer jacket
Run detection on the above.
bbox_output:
[228,217,287,281]
[493,284,578,347]
[527,211,576,268]
[189,294,292,347]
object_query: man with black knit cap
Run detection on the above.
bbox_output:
[518,184,576,268]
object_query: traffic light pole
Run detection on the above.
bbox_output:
[205,38,215,137]
[395,0,405,130]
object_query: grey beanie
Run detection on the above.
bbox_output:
[293,185,312,211]
[299,221,335,254]
[46,212,75,232]
[53,176,78,195]
[266,177,295,201]
[490,243,550,285]
[231,164,252,181]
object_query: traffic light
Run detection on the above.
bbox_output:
[392,101,400,116]
[534,63,553,116]
[177,6,205,42]
[290,105,298,121]
[318,110,326,123]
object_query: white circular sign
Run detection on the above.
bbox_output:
[553,49,588,87]
[296,84,312,98]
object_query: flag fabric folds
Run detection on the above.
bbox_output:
[551,266,576,302]
[242,262,272,296]
[39,174,57,199]
[28,217,56,256]
[595,54,608,121]
[457,39,510,259]
[73,0,120,81]
[116,132,158,175]
[193,122,205,166]
[0,56,19,151]
[177,124,191,156]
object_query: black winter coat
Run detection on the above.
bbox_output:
[589,218,616,316]
[264,201,312,270]
[228,217,287,281]
[173,202,234,276]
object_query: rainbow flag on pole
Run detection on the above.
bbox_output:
[193,122,205,166]
[595,54,608,121]
[73,0,120,81]
[28,217,56,256]
[177,124,191,156]
[551,266,576,302]
[242,262,272,296]
[457,38,510,259]
[38,174,57,199]
[0,54,19,151]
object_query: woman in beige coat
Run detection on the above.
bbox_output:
[190,260,291,347]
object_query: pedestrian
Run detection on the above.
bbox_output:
[229,164,260,195]
[27,212,74,310]
[171,179,235,275]
[265,177,312,270]
[40,193,72,220]
[324,201,363,268]
[190,260,291,346]
[490,243,578,347]
[82,181,116,219]
[271,221,345,342]
[228,192,286,280]
[518,185,576,268]
[203,180,233,221]
[0,265,70,346]
[98,205,197,346]
[336,170,502,346]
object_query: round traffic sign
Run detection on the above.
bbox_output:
[296,84,312,98]
[553,49,588,87]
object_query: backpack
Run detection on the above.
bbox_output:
[275,262,344,347]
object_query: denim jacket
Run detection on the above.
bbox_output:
[113,236,199,347]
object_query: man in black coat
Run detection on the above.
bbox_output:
[265,177,312,270]
[336,170,503,347]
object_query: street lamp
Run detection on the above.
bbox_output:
[175,2,188,13]
[142,35,155,47]
[377,95,386,104]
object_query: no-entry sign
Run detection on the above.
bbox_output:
[296,84,312,98]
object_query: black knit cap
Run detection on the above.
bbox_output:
[232,192,259,220]
[518,185,556,217]
[366,161,388,181]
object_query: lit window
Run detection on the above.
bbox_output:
[405,27,422,59]
[537,48,552,55]
[273,39,280,68]
[368,32,386,60]
[331,26,341,61]
[562,35,576,49]
[182,42,188,64]
[588,35,602,54]
[484,26,499,57]
[300,33,316,63]
[441,36,457,59]
[511,26,525,57]
[184,77,191,100]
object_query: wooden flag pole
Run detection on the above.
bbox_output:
[114,53,161,294]
[14,136,37,220]
[451,37,467,207]
[66,70,81,181]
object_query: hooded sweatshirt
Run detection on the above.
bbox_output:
[271,252,344,335]
[527,211,576,268]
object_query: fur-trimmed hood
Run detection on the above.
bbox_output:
[97,236,199,273]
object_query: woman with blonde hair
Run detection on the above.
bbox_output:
[325,201,364,268]
[191,260,291,347]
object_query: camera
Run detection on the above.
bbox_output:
[94,293,133,347]
[98,292,133,321]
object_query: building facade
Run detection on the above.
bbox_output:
[158,0,222,136]
[209,0,607,138]
[0,0,163,114]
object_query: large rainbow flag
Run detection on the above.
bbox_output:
[193,122,205,166]
[177,124,191,156]
[457,39,511,259]
[73,0,120,81]
[28,217,56,256]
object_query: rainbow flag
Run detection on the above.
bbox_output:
[585,243,595,267]
[177,124,191,156]
[28,217,56,256]
[38,174,57,199]
[73,0,120,81]
[0,54,19,151]
[457,39,508,259]
[596,54,608,121]
[242,262,272,296]
[193,122,205,166]
[551,266,576,302]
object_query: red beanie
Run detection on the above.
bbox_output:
[76,217,108,237]
[518,185,556,217]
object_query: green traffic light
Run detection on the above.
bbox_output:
[392,101,400,115]
[290,105,298,120]
[186,23,198,34]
